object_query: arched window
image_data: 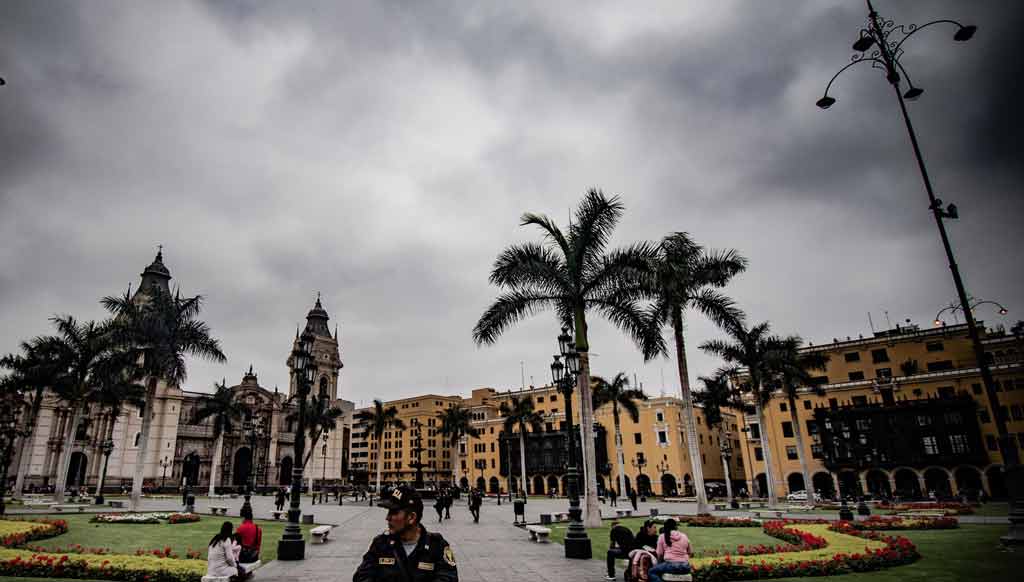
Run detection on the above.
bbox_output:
[319,377,329,397]
[133,432,141,447]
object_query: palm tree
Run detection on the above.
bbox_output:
[193,380,247,497]
[591,373,646,500]
[498,396,543,498]
[700,319,785,508]
[356,399,406,493]
[473,189,664,526]
[28,316,126,502]
[0,374,30,514]
[293,394,344,493]
[770,336,829,504]
[437,404,480,489]
[0,342,62,500]
[646,232,747,513]
[102,286,226,511]
[694,371,744,505]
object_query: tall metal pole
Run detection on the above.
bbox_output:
[279,334,312,560]
[552,349,591,560]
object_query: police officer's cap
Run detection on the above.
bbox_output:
[377,485,424,518]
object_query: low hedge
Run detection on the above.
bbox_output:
[0,549,206,582]
[0,520,69,548]
[833,516,958,531]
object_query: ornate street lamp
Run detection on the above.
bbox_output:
[278,330,316,560]
[241,415,266,516]
[551,330,592,560]
[816,0,1021,545]
[935,297,1009,327]
[95,439,115,505]
[631,452,648,501]
[320,431,328,503]
[159,456,172,492]
[719,433,737,508]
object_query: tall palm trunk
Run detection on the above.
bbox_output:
[720,428,734,504]
[451,436,461,488]
[788,395,814,504]
[671,310,709,513]
[54,403,85,502]
[517,430,528,498]
[130,383,156,511]
[13,389,44,500]
[753,389,779,508]
[208,432,224,497]
[374,433,384,493]
[577,348,601,528]
[612,403,627,500]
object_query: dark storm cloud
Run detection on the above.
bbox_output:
[2,1,1021,405]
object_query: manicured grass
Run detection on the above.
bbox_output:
[25,513,316,563]
[547,517,780,559]
[768,525,1023,582]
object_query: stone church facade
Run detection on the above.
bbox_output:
[14,252,354,494]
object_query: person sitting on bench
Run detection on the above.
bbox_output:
[235,508,262,563]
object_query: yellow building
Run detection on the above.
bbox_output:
[735,322,1023,501]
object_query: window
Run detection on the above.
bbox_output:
[871,348,890,363]
[949,434,970,454]
[927,360,954,372]
[550,394,557,402]
[937,386,955,399]
[926,341,945,352]
[490,443,495,452]
[810,376,829,386]
[811,444,823,459]
[634,433,642,445]
[986,434,999,451]
[979,410,991,424]
[852,395,868,406]
[944,411,963,425]
[806,420,818,435]
[133,432,141,447]
[782,422,794,438]
[779,402,787,412]
[921,436,939,455]
[656,411,664,423]
[699,434,704,444]
[916,414,932,427]
[657,430,668,445]
[1012,405,1023,421]
[876,368,892,379]
[537,397,544,403]
[803,400,812,410]
[786,446,798,460]
[750,424,760,439]
[848,371,865,381]
[754,447,763,461]
[829,398,838,410]
[844,352,861,362]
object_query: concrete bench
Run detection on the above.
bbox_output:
[615,509,633,518]
[53,504,88,512]
[310,525,332,544]
[751,509,784,519]
[271,510,283,520]
[108,500,126,509]
[539,513,553,525]
[24,502,59,509]
[785,504,815,512]
[210,506,229,515]
[662,574,693,582]
[554,512,570,522]
[714,503,729,510]
[525,525,551,543]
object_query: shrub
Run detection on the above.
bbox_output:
[0,548,205,582]
[675,515,759,527]
[168,513,201,524]
[0,519,68,548]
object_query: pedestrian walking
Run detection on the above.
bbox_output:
[628,488,638,512]
[354,486,458,581]
[433,494,445,522]
[275,488,286,512]
[443,489,453,520]
[609,487,618,507]
[468,489,482,524]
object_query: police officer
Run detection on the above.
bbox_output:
[353,486,458,582]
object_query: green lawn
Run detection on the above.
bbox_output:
[547,517,780,559]
[24,513,316,563]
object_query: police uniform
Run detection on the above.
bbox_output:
[353,487,458,582]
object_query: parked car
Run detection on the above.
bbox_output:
[786,490,822,502]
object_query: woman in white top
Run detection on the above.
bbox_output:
[207,521,242,579]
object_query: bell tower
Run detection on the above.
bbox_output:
[287,294,343,400]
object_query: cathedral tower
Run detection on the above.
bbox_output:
[287,294,344,401]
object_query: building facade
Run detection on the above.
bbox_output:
[734,322,1023,500]
[12,252,354,494]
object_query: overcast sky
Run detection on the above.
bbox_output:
[2,1,1021,407]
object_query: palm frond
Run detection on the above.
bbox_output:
[472,290,559,346]
[489,242,569,294]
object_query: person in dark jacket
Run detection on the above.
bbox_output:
[353,486,458,582]
[605,523,635,580]
[468,489,482,523]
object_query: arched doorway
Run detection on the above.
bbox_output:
[986,466,1007,499]
[812,472,835,499]
[682,474,693,496]
[459,477,469,490]
[476,477,485,491]
[233,447,252,487]
[954,467,983,500]
[547,475,559,495]
[623,475,632,495]
[561,476,569,495]
[787,473,805,494]
[66,452,88,489]
[488,476,500,494]
[661,474,678,497]
[838,471,859,498]
[183,452,201,487]
[865,470,891,497]
[533,475,544,496]
[637,474,651,497]
[893,468,921,499]
[755,473,768,498]
[278,456,293,485]
[924,468,952,498]
[509,477,519,495]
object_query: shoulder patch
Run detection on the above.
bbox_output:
[443,546,456,567]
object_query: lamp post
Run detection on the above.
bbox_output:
[95,439,114,505]
[159,456,172,492]
[0,402,27,516]
[321,432,328,504]
[631,453,648,501]
[551,328,591,559]
[719,433,737,508]
[241,415,266,516]
[934,297,1009,327]
[278,330,316,561]
[656,458,672,496]
[817,0,1021,544]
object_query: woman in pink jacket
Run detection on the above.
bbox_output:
[649,519,691,582]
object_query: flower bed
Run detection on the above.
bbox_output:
[833,515,958,531]
[688,522,918,581]
[0,520,69,548]
[676,515,759,527]
[877,501,974,515]
[0,548,206,582]
[91,512,200,524]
